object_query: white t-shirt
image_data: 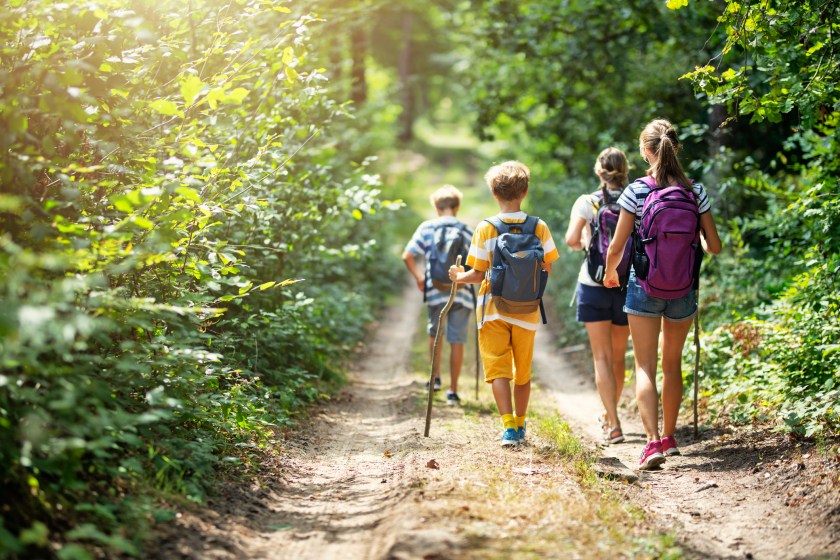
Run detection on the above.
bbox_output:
[569,188,624,287]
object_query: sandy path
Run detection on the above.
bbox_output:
[532,322,840,559]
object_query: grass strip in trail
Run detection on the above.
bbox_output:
[407,314,682,559]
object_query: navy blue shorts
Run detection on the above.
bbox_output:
[576,283,628,325]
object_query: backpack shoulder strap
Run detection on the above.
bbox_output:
[485,216,509,235]
[521,215,539,235]
[637,176,656,189]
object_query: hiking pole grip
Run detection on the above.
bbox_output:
[424,255,462,437]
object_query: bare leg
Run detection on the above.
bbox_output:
[513,380,530,418]
[661,318,693,437]
[611,325,630,408]
[491,378,513,416]
[449,343,464,393]
[584,321,621,428]
[629,314,663,442]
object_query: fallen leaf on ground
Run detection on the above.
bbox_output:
[426,459,440,469]
[513,467,547,476]
[383,450,392,458]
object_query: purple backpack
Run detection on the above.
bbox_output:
[586,189,631,286]
[632,176,701,299]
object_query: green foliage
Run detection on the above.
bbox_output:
[0,0,401,556]
[676,1,840,436]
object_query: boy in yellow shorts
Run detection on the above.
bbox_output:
[449,161,560,446]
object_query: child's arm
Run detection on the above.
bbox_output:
[448,265,484,285]
[401,250,425,292]
[564,216,589,251]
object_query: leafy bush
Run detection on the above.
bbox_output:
[0,1,401,557]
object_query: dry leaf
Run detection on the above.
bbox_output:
[426,459,440,470]
[383,450,392,458]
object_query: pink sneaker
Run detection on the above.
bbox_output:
[661,435,681,456]
[638,440,666,470]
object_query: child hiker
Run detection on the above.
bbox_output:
[604,119,721,469]
[403,185,475,405]
[449,161,559,446]
[565,147,632,445]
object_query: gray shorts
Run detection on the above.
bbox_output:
[427,303,471,344]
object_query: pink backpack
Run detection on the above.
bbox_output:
[632,176,702,299]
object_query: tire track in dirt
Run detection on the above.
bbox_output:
[532,319,840,559]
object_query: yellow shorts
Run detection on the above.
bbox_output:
[479,320,536,385]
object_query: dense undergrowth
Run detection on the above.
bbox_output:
[0,2,402,557]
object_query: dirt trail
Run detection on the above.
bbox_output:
[532,323,840,559]
[159,285,465,559]
[160,286,839,560]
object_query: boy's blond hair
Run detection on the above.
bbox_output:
[430,184,463,211]
[484,161,530,201]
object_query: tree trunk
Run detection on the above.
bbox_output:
[398,11,414,143]
[350,26,367,106]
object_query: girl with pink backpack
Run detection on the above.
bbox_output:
[603,119,722,470]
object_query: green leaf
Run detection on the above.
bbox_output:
[257,281,276,290]
[222,87,250,105]
[282,47,294,66]
[284,66,299,83]
[665,0,688,9]
[149,99,184,118]
[352,209,363,220]
[179,74,205,106]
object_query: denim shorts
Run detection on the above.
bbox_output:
[623,271,697,322]
[576,283,628,326]
[428,303,471,344]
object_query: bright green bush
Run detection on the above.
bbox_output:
[0,1,400,557]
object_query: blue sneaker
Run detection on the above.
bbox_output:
[518,421,526,444]
[501,428,519,447]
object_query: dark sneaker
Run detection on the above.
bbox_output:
[638,440,666,470]
[425,377,442,392]
[661,435,681,456]
[446,392,461,406]
[501,428,519,447]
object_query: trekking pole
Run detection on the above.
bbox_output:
[693,291,700,439]
[424,255,462,437]
[474,317,480,400]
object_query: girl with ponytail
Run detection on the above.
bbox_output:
[603,119,722,470]
[565,147,631,445]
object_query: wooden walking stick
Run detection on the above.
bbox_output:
[424,255,462,437]
[475,317,480,401]
[693,291,700,439]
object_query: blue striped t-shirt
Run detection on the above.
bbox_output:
[405,217,476,309]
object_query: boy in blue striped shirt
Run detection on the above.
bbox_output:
[402,185,475,405]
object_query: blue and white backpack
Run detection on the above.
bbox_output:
[486,216,548,324]
[426,221,470,296]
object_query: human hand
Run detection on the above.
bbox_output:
[603,269,619,289]
[415,277,425,292]
[449,265,464,282]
